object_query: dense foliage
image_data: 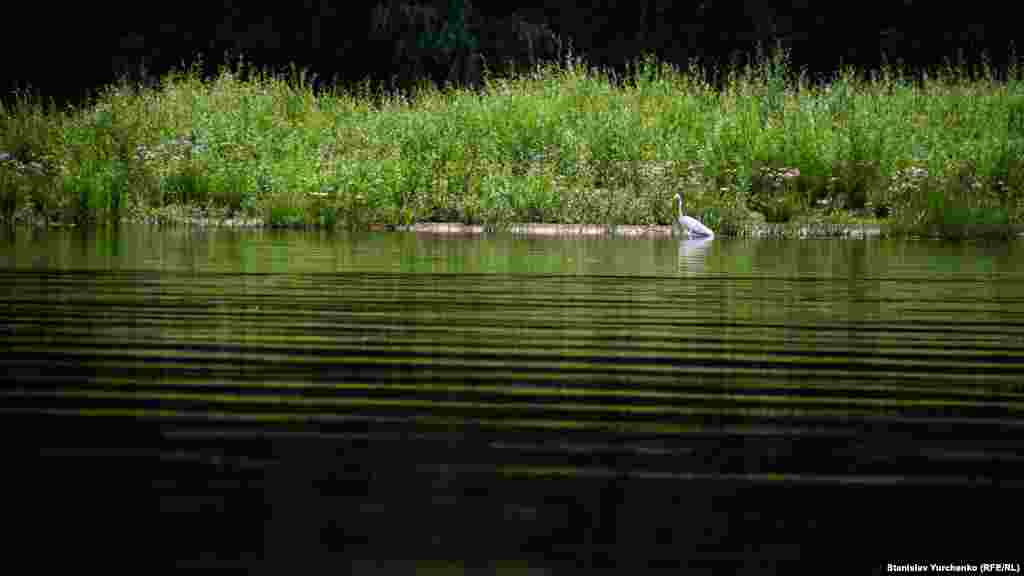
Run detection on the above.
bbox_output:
[2,49,1022,237]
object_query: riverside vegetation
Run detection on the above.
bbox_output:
[2,49,1023,238]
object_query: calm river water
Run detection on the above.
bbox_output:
[3,225,1022,572]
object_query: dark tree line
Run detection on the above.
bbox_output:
[1,1,1016,107]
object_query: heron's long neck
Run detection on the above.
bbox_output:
[677,195,686,218]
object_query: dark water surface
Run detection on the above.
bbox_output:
[3,225,1023,572]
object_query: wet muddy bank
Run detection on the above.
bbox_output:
[394,222,885,238]
[7,208,888,238]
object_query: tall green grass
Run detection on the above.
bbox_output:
[1,48,1022,237]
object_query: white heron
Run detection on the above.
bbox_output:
[674,191,714,238]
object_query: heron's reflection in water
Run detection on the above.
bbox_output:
[676,236,714,276]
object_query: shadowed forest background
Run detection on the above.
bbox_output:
[2,1,1017,106]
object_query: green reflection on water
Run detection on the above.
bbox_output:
[1,224,1022,278]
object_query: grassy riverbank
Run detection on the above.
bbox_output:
[2,50,1023,238]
